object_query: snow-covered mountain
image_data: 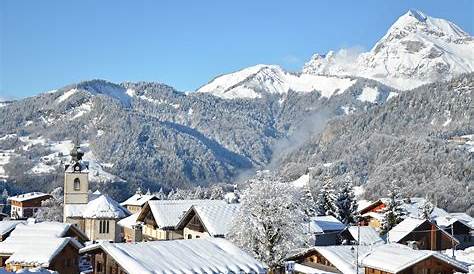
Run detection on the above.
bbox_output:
[197,64,358,99]
[303,10,474,90]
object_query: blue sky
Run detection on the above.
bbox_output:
[1,0,473,98]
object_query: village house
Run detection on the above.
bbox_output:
[136,199,223,241]
[358,197,449,230]
[288,245,373,274]
[388,217,459,251]
[435,216,474,249]
[360,243,469,274]
[120,189,158,214]
[80,238,267,274]
[63,143,130,243]
[305,215,346,246]
[339,226,385,246]
[175,202,240,239]
[0,221,85,273]
[7,192,51,219]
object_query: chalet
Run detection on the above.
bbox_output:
[360,243,469,274]
[136,199,223,241]
[7,192,51,219]
[435,216,474,249]
[339,226,385,246]
[0,221,85,274]
[388,217,459,251]
[120,189,158,214]
[358,198,450,230]
[288,245,373,274]
[0,221,25,241]
[305,215,346,246]
[80,238,267,274]
[175,203,240,239]
[117,212,142,242]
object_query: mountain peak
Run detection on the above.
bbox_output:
[405,9,427,22]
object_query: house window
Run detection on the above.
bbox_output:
[97,262,103,272]
[73,178,81,191]
[187,234,192,239]
[99,220,110,234]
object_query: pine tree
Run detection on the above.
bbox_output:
[315,178,336,216]
[419,197,434,220]
[334,177,358,225]
[380,182,407,235]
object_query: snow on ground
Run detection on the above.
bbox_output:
[358,86,379,103]
[443,117,452,127]
[341,105,356,115]
[386,91,399,101]
[291,174,310,188]
[56,88,77,103]
[70,102,93,120]
[0,150,15,179]
[353,186,365,197]
[19,136,47,150]
[462,135,474,152]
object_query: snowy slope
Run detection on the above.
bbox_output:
[197,64,356,99]
[303,10,474,90]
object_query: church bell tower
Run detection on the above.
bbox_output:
[64,141,89,206]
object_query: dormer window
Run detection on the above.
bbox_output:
[74,178,81,191]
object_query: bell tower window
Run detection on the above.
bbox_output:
[73,178,81,191]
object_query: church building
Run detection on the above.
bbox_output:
[63,142,130,243]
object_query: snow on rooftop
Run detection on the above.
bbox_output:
[82,195,130,219]
[147,200,224,228]
[5,237,80,267]
[81,238,266,274]
[387,217,427,243]
[0,221,25,236]
[360,243,469,273]
[64,204,87,218]
[307,215,346,234]
[8,222,72,238]
[120,193,157,207]
[293,263,336,274]
[0,268,58,274]
[117,212,141,229]
[348,226,384,246]
[7,192,50,202]
[191,203,240,236]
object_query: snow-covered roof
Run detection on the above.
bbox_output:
[293,263,336,274]
[64,204,87,218]
[81,238,267,274]
[449,213,474,229]
[8,221,74,238]
[360,243,469,273]
[290,245,374,274]
[117,212,141,229]
[0,268,57,274]
[0,220,25,236]
[143,199,224,229]
[177,203,240,236]
[388,217,457,244]
[361,211,384,221]
[307,216,345,233]
[360,198,450,220]
[7,192,50,202]
[4,237,81,267]
[120,193,157,207]
[348,226,384,246]
[82,195,130,219]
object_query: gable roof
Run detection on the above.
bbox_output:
[307,216,345,233]
[80,238,267,274]
[4,237,82,267]
[360,243,469,273]
[117,212,141,229]
[388,217,458,244]
[83,195,130,219]
[359,198,450,220]
[5,221,88,243]
[176,203,240,236]
[138,200,224,229]
[7,192,51,203]
[347,226,384,246]
[289,245,374,274]
[449,212,474,229]
[120,193,158,207]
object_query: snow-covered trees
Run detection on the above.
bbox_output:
[35,187,63,222]
[334,177,358,225]
[419,197,434,220]
[228,178,307,270]
[314,178,336,216]
[380,182,407,235]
